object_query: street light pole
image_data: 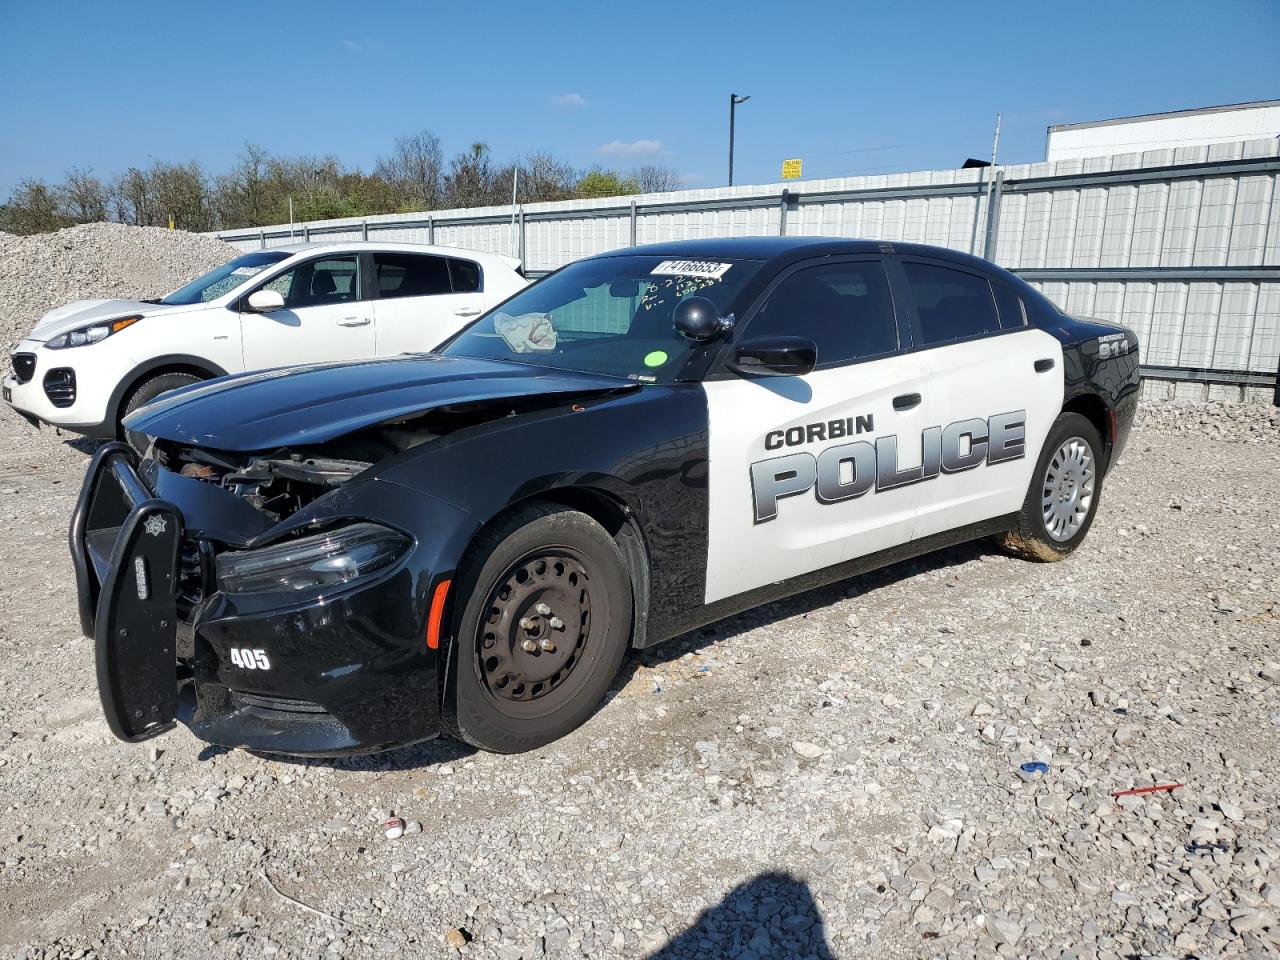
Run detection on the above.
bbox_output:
[729,93,750,186]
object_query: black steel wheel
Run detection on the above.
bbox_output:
[444,503,633,753]
[477,549,594,709]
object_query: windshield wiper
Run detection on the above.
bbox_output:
[140,298,164,304]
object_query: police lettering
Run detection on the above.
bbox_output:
[751,410,1026,523]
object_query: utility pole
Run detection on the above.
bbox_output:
[982,113,1002,250]
[509,166,520,257]
[729,93,750,186]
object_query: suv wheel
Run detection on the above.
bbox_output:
[120,372,204,452]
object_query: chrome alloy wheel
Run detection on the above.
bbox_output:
[1041,436,1096,542]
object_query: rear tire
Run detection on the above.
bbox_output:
[119,372,204,452]
[997,411,1104,562]
[444,503,633,753]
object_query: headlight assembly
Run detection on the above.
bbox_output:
[45,314,142,349]
[215,522,411,596]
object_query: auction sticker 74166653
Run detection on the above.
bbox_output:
[651,260,733,279]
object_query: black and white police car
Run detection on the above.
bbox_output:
[73,238,1139,756]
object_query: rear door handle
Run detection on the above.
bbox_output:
[893,393,922,411]
[1034,358,1055,373]
[338,316,371,327]
[454,307,482,317]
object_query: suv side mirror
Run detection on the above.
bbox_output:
[726,336,817,377]
[246,289,285,313]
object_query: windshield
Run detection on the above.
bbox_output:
[441,254,761,382]
[159,251,292,305]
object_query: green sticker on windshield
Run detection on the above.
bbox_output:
[644,350,669,368]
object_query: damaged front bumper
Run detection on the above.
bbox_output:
[71,443,468,756]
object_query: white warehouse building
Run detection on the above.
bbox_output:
[1046,100,1280,162]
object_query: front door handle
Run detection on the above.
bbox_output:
[1034,358,1055,373]
[893,392,922,411]
[454,307,482,317]
[338,316,371,327]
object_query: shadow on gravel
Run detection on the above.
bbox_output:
[647,870,835,959]
[256,736,478,773]
[615,539,994,691]
[65,435,104,455]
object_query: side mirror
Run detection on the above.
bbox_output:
[673,296,734,342]
[726,336,817,378]
[246,289,285,313]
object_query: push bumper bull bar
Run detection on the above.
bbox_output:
[70,442,183,743]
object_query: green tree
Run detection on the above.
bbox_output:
[0,179,71,234]
[150,161,213,231]
[575,168,639,199]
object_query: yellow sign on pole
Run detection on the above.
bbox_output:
[781,158,803,180]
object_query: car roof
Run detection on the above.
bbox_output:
[264,240,520,267]
[593,236,1013,277]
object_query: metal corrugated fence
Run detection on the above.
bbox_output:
[213,138,1280,400]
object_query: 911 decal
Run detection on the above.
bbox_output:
[1097,333,1131,359]
[229,648,271,671]
[750,410,1026,523]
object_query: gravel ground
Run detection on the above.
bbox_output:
[1,223,234,348]
[0,398,1277,960]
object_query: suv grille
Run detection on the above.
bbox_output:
[11,353,35,384]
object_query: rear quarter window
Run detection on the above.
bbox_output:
[449,258,482,293]
[992,283,1027,329]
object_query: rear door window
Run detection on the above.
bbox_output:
[374,253,452,299]
[902,261,1000,345]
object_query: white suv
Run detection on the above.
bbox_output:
[4,241,526,446]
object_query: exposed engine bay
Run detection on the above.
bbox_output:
[149,394,586,522]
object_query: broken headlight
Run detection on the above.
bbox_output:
[215,522,410,596]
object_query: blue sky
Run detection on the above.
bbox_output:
[0,0,1276,198]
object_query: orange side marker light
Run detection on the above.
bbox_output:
[426,579,451,650]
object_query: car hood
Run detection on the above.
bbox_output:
[28,298,192,341]
[124,354,639,451]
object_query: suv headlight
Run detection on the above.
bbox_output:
[215,522,411,596]
[45,315,141,349]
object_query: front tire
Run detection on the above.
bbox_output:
[119,372,204,452]
[444,503,633,753]
[997,411,1104,562]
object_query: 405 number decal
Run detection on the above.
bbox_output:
[229,647,271,671]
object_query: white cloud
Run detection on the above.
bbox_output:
[677,172,705,185]
[550,93,589,109]
[341,38,385,52]
[598,138,664,157]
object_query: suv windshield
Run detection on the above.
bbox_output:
[441,254,760,382]
[159,251,291,306]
